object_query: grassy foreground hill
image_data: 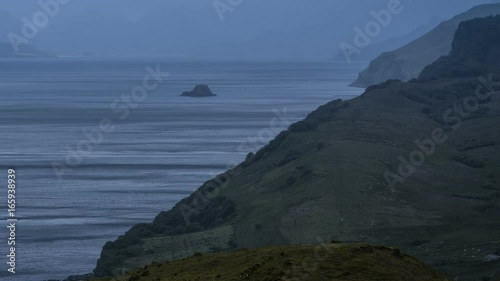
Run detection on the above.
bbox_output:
[351,3,500,87]
[93,16,500,281]
[93,243,451,281]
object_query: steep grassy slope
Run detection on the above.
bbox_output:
[94,17,500,281]
[93,243,451,281]
[351,3,500,87]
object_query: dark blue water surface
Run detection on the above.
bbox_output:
[0,59,364,280]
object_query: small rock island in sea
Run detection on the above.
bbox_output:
[180,84,216,97]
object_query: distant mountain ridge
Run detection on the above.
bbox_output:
[333,17,442,62]
[0,10,45,57]
[0,41,43,58]
[351,3,500,87]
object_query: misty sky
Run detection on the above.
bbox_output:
[0,0,496,59]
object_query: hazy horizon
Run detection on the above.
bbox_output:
[0,0,496,59]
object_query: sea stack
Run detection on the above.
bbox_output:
[181,84,216,97]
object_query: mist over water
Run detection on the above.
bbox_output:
[0,59,363,280]
[0,0,491,59]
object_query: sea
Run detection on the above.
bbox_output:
[0,59,364,280]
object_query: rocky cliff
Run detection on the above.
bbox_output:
[419,16,500,81]
[351,3,500,87]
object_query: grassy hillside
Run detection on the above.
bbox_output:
[94,16,500,281]
[351,3,500,87]
[93,243,451,281]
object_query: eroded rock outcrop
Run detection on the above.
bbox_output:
[180,84,216,97]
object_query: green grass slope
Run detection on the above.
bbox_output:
[93,243,451,281]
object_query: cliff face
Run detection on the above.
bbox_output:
[94,17,500,281]
[419,16,500,81]
[351,3,500,88]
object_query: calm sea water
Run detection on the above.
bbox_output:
[0,59,364,280]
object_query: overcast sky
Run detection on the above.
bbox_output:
[0,0,495,59]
